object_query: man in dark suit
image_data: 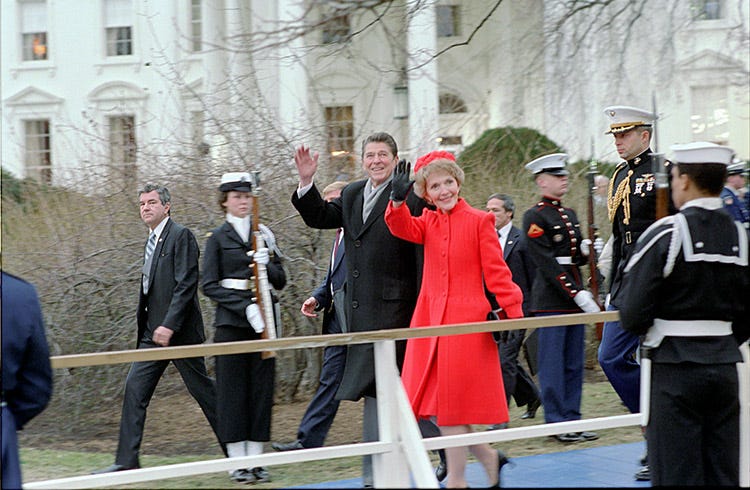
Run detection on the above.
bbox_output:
[93,184,221,473]
[291,133,426,486]
[273,181,348,452]
[2,271,54,489]
[485,194,541,428]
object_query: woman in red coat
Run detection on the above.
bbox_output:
[385,152,523,488]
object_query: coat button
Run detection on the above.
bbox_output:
[352,270,360,278]
[352,301,359,309]
[354,240,362,247]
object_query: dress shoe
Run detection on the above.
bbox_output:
[489,450,511,488]
[634,464,651,481]
[91,463,139,474]
[229,468,256,484]
[520,398,541,419]
[577,431,599,441]
[435,460,447,482]
[551,432,583,443]
[486,422,508,430]
[251,466,270,483]
[271,439,305,452]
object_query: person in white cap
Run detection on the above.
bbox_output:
[521,153,600,443]
[597,104,676,481]
[201,172,287,484]
[721,160,749,230]
[619,142,749,487]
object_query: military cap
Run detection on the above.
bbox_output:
[604,105,656,134]
[524,153,569,176]
[727,160,747,175]
[219,172,253,192]
[670,142,734,165]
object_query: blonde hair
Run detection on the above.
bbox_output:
[413,159,465,198]
[322,180,348,198]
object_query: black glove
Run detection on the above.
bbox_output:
[390,159,414,202]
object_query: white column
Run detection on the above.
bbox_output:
[202,0,230,165]
[406,1,439,160]
[276,0,308,143]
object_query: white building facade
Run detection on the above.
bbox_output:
[2,0,748,186]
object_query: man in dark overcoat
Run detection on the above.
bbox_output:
[291,133,426,486]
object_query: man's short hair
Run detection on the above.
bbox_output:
[138,183,171,206]
[322,180,349,197]
[487,193,515,217]
[677,163,726,195]
[361,132,398,158]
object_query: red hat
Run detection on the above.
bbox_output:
[413,150,456,174]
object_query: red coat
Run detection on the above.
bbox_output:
[385,198,524,426]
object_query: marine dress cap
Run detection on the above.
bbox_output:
[219,172,253,192]
[604,105,656,134]
[413,150,456,174]
[525,153,569,176]
[670,142,734,165]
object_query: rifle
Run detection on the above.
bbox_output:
[586,138,604,340]
[651,93,670,220]
[250,171,277,360]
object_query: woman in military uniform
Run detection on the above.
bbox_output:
[201,172,286,484]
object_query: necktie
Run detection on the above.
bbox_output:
[144,232,156,264]
[331,228,343,269]
[143,232,156,293]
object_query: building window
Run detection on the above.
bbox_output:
[190,0,202,52]
[439,93,467,114]
[105,0,133,56]
[690,86,729,144]
[437,5,460,37]
[109,115,137,174]
[24,119,52,184]
[190,110,205,154]
[322,13,350,44]
[21,1,48,61]
[325,106,354,166]
[691,0,722,20]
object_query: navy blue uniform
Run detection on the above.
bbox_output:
[2,271,53,489]
[620,199,749,486]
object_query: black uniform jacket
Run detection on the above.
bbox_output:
[620,200,749,363]
[136,218,206,347]
[608,149,676,305]
[201,221,286,330]
[522,196,588,313]
[292,180,425,400]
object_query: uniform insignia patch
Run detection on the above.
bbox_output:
[553,234,563,242]
[528,224,544,238]
[724,196,734,205]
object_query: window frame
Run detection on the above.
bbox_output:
[436,5,460,38]
[23,118,53,184]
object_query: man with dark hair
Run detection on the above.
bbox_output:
[619,142,749,486]
[485,193,540,427]
[721,160,749,231]
[292,133,429,486]
[93,184,222,473]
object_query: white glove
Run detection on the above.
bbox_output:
[245,303,266,333]
[574,290,601,313]
[580,238,592,257]
[593,237,605,256]
[253,247,269,265]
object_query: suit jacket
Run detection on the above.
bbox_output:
[502,225,536,316]
[292,180,425,400]
[312,232,347,335]
[136,218,206,347]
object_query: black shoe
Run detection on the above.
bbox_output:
[489,450,511,487]
[251,467,270,483]
[435,461,447,482]
[271,439,305,452]
[229,468,256,484]
[577,431,599,441]
[91,463,139,474]
[552,432,583,443]
[634,464,651,481]
[487,422,508,430]
[520,398,541,419]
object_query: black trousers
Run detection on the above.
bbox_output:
[499,329,540,407]
[649,362,740,487]
[115,343,220,467]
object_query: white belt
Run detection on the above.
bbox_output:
[220,279,252,290]
[555,256,572,265]
[640,318,733,426]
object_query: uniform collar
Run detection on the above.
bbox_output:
[681,197,723,211]
[627,148,652,168]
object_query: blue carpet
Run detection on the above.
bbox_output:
[291,442,651,488]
